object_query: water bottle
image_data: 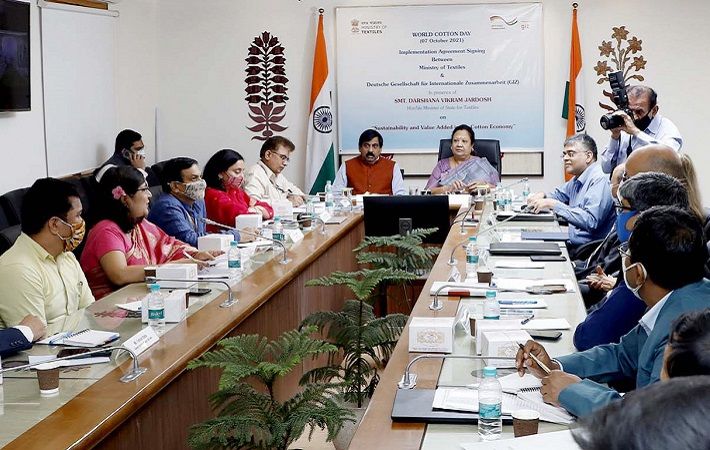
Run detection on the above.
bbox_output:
[478,366,503,440]
[227,240,242,279]
[324,180,334,213]
[272,216,284,242]
[465,236,479,278]
[495,184,504,211]
[146,283,165,336]
[522,180,530,199]
[305,196,316,224]
[503,189,513,212]
[483,290,500,320]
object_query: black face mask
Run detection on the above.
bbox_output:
[633,113,653,131]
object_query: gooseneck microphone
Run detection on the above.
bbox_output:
[201,217,291,265]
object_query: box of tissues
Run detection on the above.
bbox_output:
[236,213,262,230]
[142,289,188,323]
[198,234,233,252]
[474,319,522,354]
[144,263,198,289]
[408,317,455,353]
[480,329,532,368]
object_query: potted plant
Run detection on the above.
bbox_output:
[186,326,354,450]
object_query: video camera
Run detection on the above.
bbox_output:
[599,71,633,130]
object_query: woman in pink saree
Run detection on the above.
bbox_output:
[81,166,217,299]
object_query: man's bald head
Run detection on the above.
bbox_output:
[625,144,683,179]
[611,163,625,199]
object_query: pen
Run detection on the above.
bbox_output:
[518,342,551,374]
[520,315,535,325]
[48,332,71,345]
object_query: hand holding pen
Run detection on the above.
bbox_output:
[515,340,559,378]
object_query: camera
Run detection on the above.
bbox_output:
[600,71,633,130]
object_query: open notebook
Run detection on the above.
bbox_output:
[38,329,120,348]
[433,373,574,424]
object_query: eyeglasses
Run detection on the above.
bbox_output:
[617,241,631,259]
[621,171,630,183]
[560,150,589,158]
[136,187,151,193]
[613,201,635,214]
[269,151,290,163]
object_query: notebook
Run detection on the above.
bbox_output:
[38,329,120,348]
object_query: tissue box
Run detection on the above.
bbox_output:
[481,329,532,368]
[142,289,188,323]
[474,319,522,354]
[236,213,262,230]
[145,263,198,289]
[198,233,233,252]
[408,317,455,353]
[272,200,294,220]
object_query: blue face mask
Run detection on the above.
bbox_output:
[616,210,637,243]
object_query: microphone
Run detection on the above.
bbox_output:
[201,217,290,265]
[448,211,523,265]
[398,354,516,389]
[146,276,237,308]
[492,177,529,192]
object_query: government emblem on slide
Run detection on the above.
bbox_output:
[312,106,333,133]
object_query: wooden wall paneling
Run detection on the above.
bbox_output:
[46,0,109,10]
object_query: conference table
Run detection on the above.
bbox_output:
[349,201,587,449]
[0,213,365,449]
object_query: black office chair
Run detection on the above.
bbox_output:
[0,187,29,226]
[0,225,21,256]
[149,185,163,207]
[438,138,502,176]
[150,161,170,185]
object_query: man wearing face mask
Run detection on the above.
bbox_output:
[573,172,690,351]
[515,206,710,418]
[94,129,159,185]
[332,129,406,195]
[600,85,682,174]
[0,178,94,335]
[147,157,238,247]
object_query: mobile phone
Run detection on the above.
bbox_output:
[188,287,212,296]
[530,255,567,262]
[528,330,563,341]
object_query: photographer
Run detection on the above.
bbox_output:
[600,85,682,174]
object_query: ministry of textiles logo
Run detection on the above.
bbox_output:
[350,18,387,35]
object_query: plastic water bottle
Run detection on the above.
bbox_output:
[522,180,530,199]
[146,283,165,336]
[227,240,242,279]
[478,366,503,440]
[324,180,334,213]
[503,189,513,212]
[272,216,284,242]
[465,236,479,278]
[495,184,504,211]
[483,290,500,320]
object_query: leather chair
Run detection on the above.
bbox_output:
[438,138,502,176]
[150,161,170,186]
[0,225,21,256]
[0,187,29,226]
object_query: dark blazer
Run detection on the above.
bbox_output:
[0,327,31,357]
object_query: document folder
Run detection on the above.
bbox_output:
[489,242,562,256]
[391,389,513,424]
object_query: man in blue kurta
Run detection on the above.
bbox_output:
[516,206,710,417]
[527,133,615,247]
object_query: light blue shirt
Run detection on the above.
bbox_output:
[601,114,682,173]
[548,162,615,246]
[332,159,406,195]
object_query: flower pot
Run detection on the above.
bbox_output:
[333,400,369,450]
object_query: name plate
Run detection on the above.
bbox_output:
[123,327,160,356]
[284,228,304,244]
[319,211,332,223]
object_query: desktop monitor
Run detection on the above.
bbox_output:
[363,195,450,244]
[0,0,30,111]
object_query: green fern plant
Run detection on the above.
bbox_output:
[353,227,440,273]
[302,267,416,408]
[186,326,354,450]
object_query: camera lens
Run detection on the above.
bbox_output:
[600,112,624,130]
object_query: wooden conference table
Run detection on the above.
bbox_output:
[0,213,364,449]
[350,202,587,449]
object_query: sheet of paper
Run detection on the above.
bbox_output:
[28,355,110,368]
[494,278,576,293]
[498,298,547,309]
[498,373,541,392]
[493,260,545,269]
[521,318,571,330]
[460,430,580,450]
[430,281,489,297]
[116,301,142,312]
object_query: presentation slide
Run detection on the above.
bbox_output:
[336,3,543,154]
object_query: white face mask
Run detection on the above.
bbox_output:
[622,258,647,300]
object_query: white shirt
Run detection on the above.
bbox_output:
[243,160,305,203]
[601,114,683,174]
[639,290,673,336]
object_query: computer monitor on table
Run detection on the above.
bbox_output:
[363,195,450,244]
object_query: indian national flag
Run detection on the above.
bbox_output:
[562,5,585,178]
[305,11,336,195]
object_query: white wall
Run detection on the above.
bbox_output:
[0,0,46,194]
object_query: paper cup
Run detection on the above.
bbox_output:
[469,317,476,337]
[512,409,540,437]
[36,364,60,396]
[474,199,485,211]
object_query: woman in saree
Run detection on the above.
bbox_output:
[80,166,218,299]
[425,124,499,194]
